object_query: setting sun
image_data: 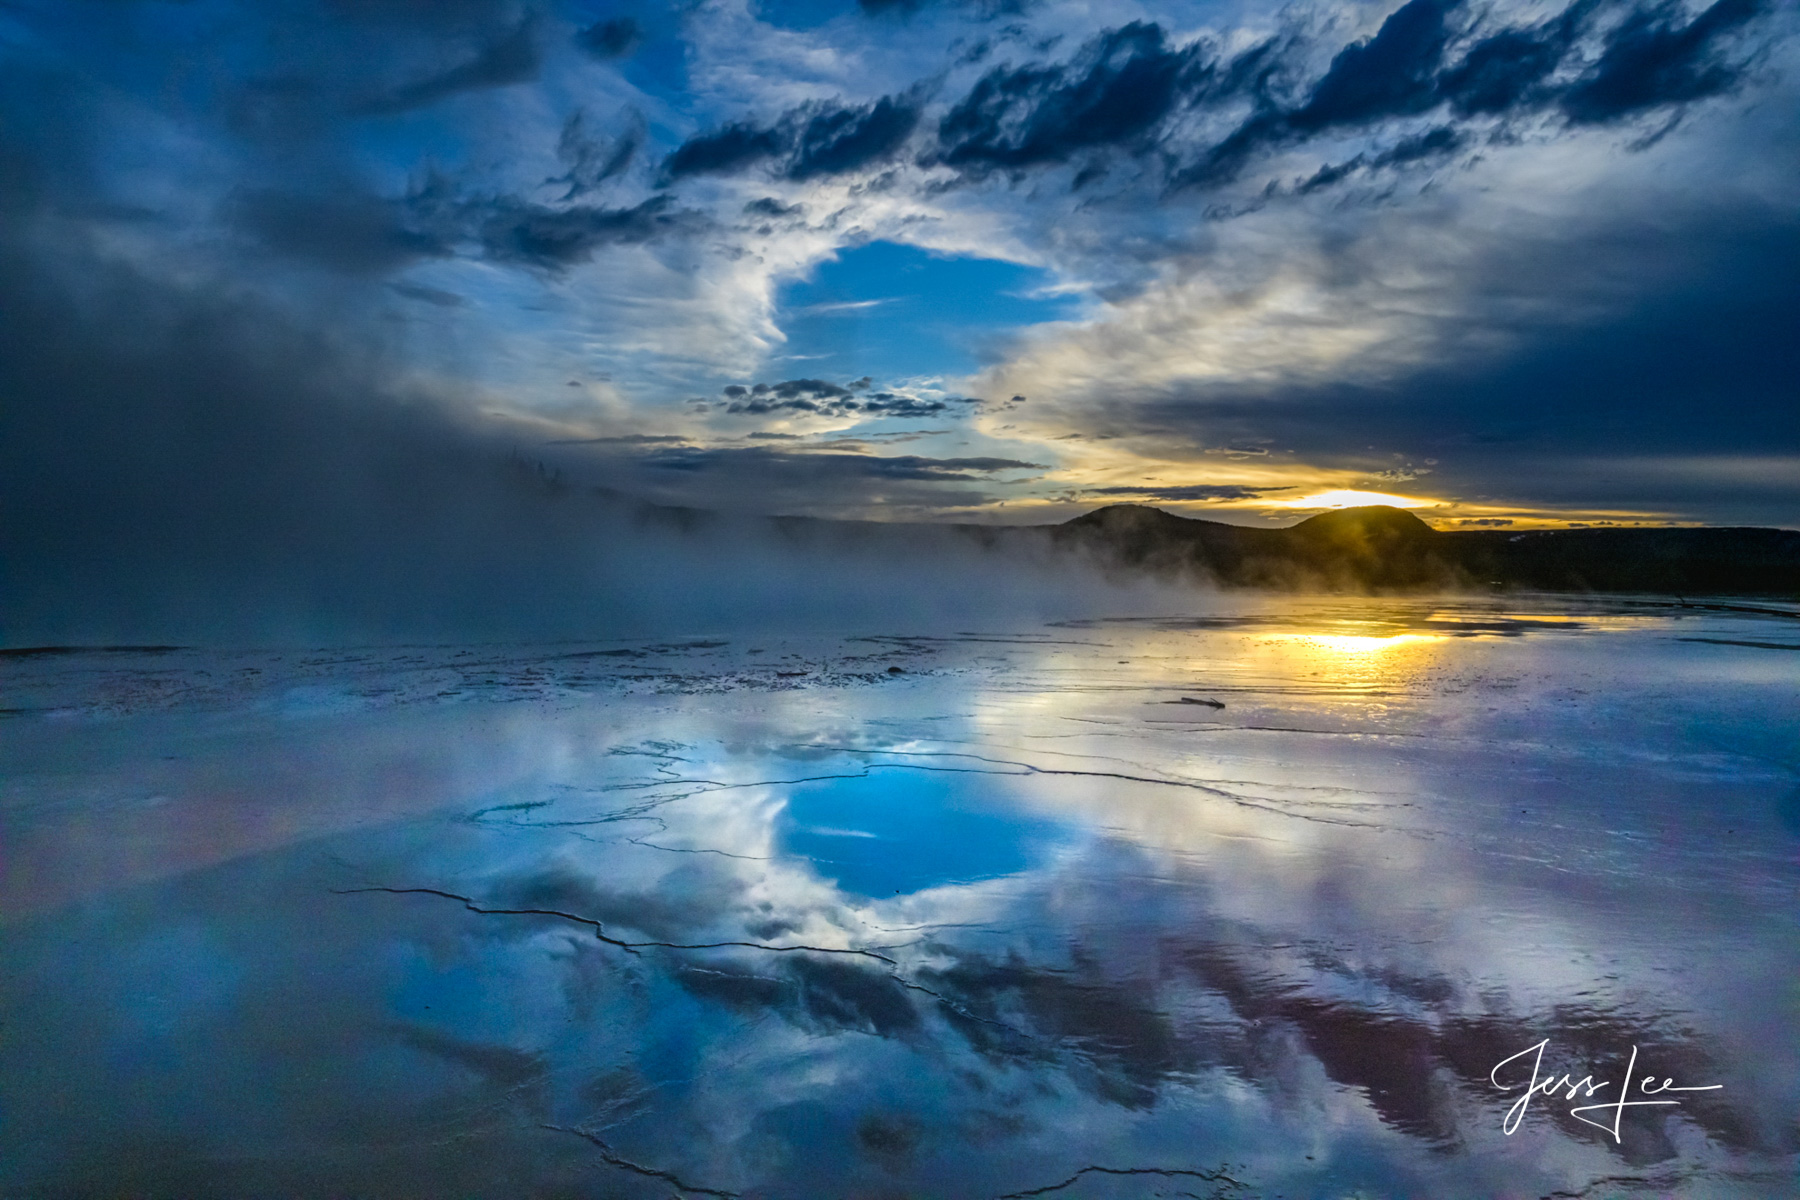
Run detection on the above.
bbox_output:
[1273,490,1440,510]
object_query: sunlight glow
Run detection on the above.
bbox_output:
[1273,633,1448,653]
[1273,490,1440,510]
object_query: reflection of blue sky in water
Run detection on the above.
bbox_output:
[780,768,1079,897]
[2,597,1798,1197]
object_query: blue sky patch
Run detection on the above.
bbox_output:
[774,241,1081,384]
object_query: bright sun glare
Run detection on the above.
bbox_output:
[1274,490,1439,510]
[1282,633,1447,653]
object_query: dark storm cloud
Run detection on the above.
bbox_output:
[664,122,790,179]
[1435,11,1584,117]
[934,22,1203,169]
[733,379,858,401]
[1294,125,1463,194]
[720,380,976,418]
[228,166,692,275]
[664,95,921,181]
[551,110,642,199]
[1168,0,1467,190]
[575,17,643,59]
[545,434,689,445]
[855,394,961,417]
[641,445,1041,481]
[477,195,681,268]
[727,395,954,417]
[1289,0,1457,132]
[1561,0,1765,123]
[789,97,921,180]
[1086,485,1294,501]
[353,18,541,115]
[231,188,449,274]
[744,197,805,218]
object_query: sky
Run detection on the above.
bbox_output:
[0,0,1795,554]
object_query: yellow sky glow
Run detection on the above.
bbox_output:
[1272,489,1440,510]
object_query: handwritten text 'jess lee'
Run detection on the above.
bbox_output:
[1490,1041,1722,1142]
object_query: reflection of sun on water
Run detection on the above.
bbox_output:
[1256,630,1451,691]
[1275,633,1447,653]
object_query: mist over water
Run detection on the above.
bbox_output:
[4,597,1796,1197]
[0,231,1173,648]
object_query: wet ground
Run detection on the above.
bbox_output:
[3,596,1797,1198]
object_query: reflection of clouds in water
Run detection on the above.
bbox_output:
[2,598,1796,1196]
[396,746,1787,1182]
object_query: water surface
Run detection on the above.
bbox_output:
[3,596,1797,1198]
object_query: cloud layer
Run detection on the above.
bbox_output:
[0,0,1794,633]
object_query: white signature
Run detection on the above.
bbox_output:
[1490,1040,1722,1142]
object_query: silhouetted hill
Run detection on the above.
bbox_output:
[542,486,1800,598]
[1045,504,1800,596]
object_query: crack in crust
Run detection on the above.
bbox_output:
[995,1163,1246,1198]
[541,1124,740,1197]
[331,886,901,964]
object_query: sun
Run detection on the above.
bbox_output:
[1272,489,1440,510]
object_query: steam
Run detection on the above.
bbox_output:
[0,226,1175,647]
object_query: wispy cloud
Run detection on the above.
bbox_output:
[792,298,900,315]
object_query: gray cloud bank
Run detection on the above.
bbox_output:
[1039,198,1800,521]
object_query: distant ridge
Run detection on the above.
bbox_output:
[1043,504,1800,595]
[528,483,1800,598]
